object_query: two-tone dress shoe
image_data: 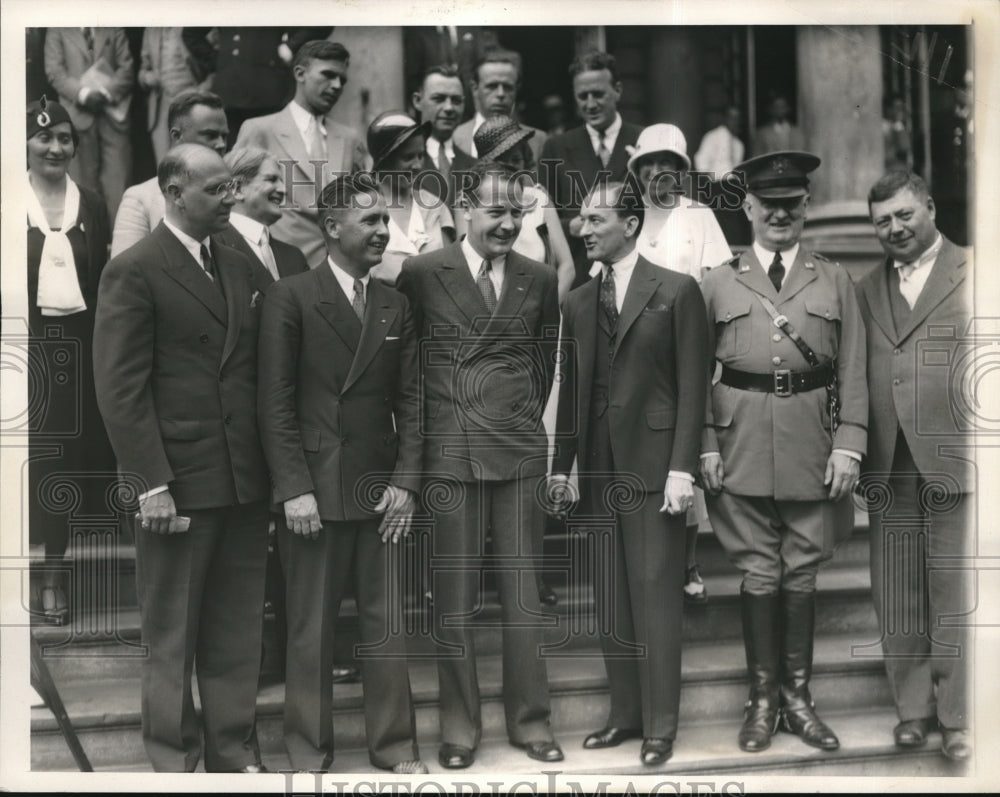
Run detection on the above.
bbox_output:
[390,759,430,774]
[582,727,643,749]
[332,666,361,684]
[941,727,972,762]
[640,738,673,765]
[438,744,474,769]
[893,717,936,748]
[511,740,564,762]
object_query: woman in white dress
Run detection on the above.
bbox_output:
[626,123,734,605]
[366,111,454,285]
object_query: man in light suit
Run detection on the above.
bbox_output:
[257,173,426,774]
[452,50,547,172]
[112,89,229,257]
[700,151,868,755]
[397,160,564,769]
[752,95,805,156]
[44,26,134,222]
[93,143,269,772]
[539,50,643,288]
[549,181,709,765]
[236,40,368,268]
[856,171,973,762]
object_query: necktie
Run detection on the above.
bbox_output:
[437,145,452,183]
[477,259,498,314]
[352,278,366,321]
[200,243,218,285]
[896,262,918,308]
[259,227,279,281]
[597,133,610,168]
[308,115,326,160]
[82,27,94,54]
[767,251,785,293]
[600,265,618,327]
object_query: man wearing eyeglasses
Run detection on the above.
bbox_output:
[94,143,271,773]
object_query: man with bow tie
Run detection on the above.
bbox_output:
[855,171,973,763]
[699,151,868,755]
[549,180,709,766]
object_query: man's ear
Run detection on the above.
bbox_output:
[165,182,183,208]
[231,180,246,203]
[323,213,339,241]
[742,196,753,221]
[926,196,937,221]
[410,91,423,116]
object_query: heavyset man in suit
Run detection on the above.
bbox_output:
[699,151,868,755]
[397,160,564,769]
[856,171,973,762]
[93,143,269,773]
[257,173,427,774]
[549,181,709,765]
[236,40,368,268]
[540,50,643,288]
[112,89,230,257]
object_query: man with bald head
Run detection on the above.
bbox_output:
[94,143,270,773]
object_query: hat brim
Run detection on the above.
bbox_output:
[627,146,691,175]
[372,120,432,172]
[748,183,809,199]
[478,127,535,161]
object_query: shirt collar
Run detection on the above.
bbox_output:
[326,255,370,300]
[586,113,622,150]
[893,233,943,270]
[289,99,326,137]
[163,218,210,264]
[461,237,506,277]
[425,135,455,162]
[229,212,268,247]
[590,244,640,279]
[753,240,799,271]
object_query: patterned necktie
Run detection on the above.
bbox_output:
[308,115,326,160]
[199,243,218,285]
[352,278,366,321]
[259,227,279,281]
[597,132,611,168]
[477,259,498,314]
[600,265,618,327]
[768,251,785,293]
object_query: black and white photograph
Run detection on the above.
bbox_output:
[2,0,998,792]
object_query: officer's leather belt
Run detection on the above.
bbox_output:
[720,362,835,397]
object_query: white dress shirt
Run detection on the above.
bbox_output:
[229,212,279,280]
[327,256,370,306]
[586,113,623,161]
[693,124,745,178]
[468,112,488,157]
[894,233,943,308]
[288,99,327,155]
[461,237,505,296]
[426,135,456,167]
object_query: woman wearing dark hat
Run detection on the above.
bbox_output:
[26,96,115,625]
[473,115,575,302]
[367,111,454,285]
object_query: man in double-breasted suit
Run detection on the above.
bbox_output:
[549,181,709,766]
[396,161,564,769]
[44,26,134,222]
[235,40,368,268]
[700,152,868,755]
[539,51,642,288]
[856,171,973,762]
[93,143,270,773]
[257,173,427,774]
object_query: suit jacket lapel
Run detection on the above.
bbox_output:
[434,244,488,327]
[343,280,398,393]
[864,259,900,344]
[155,224,228,325]
[215,244,250,368]
[315,262,361,353]
[735,248,780,300]
[776,249,818,305]
[274,107,311,178]
[615,257,659,349]
[897,238,967,342]
[217,225,275,291]
[322,115,347,173]
[486,252,534,336]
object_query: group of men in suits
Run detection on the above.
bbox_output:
[88,31,973,773]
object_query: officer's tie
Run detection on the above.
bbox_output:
[477,259,498,314]
[352,278,366,322]
[768,251,785,293]
[600,264,618,327]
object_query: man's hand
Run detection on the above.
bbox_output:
[545,473,578,518]
[699,453,724,494]
[824,451,860,501]
[660,475,695,515]
[79,88,108,111]
[139,489,178,535]
[284,492,322,540]
[375,485,416,543]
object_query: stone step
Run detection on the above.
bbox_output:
[31,632,891,772]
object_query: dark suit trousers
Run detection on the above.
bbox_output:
[583,410,686,740]
[432,477,554,749]
[134,500,268,772]
[280,519,418,771]
[867,430,971,729]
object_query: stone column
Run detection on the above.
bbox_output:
[647,27,702,145]
[797,26,883,205]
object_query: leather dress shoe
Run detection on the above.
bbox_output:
[389,759,430,774]
[438,743,474,769]
[583,726,643,749]
[332,665,360,684]
[231,763,268,773]
[538,581,558,606]
[640,737,673,765]
[511,740,564,762]
[941,727,972,762]
[893,717,936,748]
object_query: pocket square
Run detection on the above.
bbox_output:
[385,336,400,341]
[644,303,670,312]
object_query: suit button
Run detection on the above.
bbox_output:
[893,378,901,386]
[772,333,781,342]
[894,348,901,355]
[224,415,233,425]
[200,334,209,343]
[771,356,782,366]
[233,33,240,41]
[232,48,239,55]
[342,437,349,446]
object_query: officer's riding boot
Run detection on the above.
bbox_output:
[778,590,840,750]
[738,590,782,752]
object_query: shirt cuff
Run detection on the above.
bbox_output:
[77,87,92,104]
[832,448,862,462]
[138,485,168,501]
[699,452,720,459]
[668,470,694,482]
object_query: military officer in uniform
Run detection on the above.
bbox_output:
[699,151,868,755]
